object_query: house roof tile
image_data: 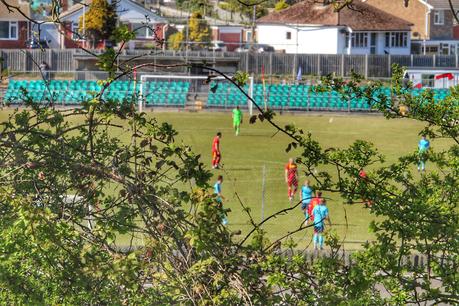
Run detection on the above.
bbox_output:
[425,0,459,9]
[257,1,413,31]
[0,0,31,21]
[59,0,93,20]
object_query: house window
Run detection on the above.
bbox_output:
[421,74,435,87]
[424,45,438,54]
[440,43,450,55]
[385,32,408,48]
[286,31,291,40]
[0,21,18,40]
[434,10,445,25]
[346,32,368,48]
[71,22,81,40]
[246,31,252,42]
[133,23,155,38]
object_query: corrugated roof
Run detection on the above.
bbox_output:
[257,0,413,31]
[0,0,31,21]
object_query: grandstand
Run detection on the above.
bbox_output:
[1,78,451,111]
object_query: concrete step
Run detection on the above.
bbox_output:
[185,100,205,111]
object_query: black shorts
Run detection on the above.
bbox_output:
[314,225,324,234]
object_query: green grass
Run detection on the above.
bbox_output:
[0,109,449,250]
[149,112,450,250]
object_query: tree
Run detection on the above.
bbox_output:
[274,0,289,11]
[224,0,269,18]
[167,31,184,50]
[176,0,212,16]
[79,0,117,48]
[187,12,211,50]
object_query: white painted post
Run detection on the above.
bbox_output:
[248,76,254,116]
[261,164,266,223]
[139,75,143,113]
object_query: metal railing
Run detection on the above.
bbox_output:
[1,49,459,79]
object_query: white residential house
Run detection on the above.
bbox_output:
[256,0,413,55]
[368,0,459,55]
[59,0,167,49]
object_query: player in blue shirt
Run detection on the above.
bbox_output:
[312,198,331,250]
[418,135,430,172]
[214,175,227,225]
[301,180,313,223]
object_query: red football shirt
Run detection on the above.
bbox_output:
[212,136,220,152]
[285,162,298,182]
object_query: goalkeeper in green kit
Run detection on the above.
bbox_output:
[232,106,243,136]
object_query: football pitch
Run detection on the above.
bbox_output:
[150,111,448,250]
[0,109,446,250]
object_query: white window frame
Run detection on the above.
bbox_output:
[71,22,81,40]
[133,23,156,39]
[385,32,408,48]
[245,30,252,42]
[347,32,368,48]
[434,10,445,25]
[0,21,18,40]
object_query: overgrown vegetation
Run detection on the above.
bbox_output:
[0,0,458,304]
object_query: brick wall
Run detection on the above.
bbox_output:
[454,25,459,39]
[219,32,241,51]
[430,10,454,40]
[63,22,80,49]
[367,0,428,39]
[0,21,28,48]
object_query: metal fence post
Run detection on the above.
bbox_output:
[388,54,391,77]
[433,54,436,68]
[364,54,368,79]
[269,52,273,76]
[410,54,413,67]
[317,54,321,76]
[245,53,249,73]
[292,53,297,79]
[261,164,266,223]
[48,49,52,69]
[341,54,345,77]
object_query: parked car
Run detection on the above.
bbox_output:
[235,43,275,53]
[208,41,227,52]
[25,39,50,49]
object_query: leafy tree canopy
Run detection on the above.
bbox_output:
[187,12,211,49]
[79,0,117,46]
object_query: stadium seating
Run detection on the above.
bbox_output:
[3,79,191,106]
[206,83,453,112]
[2,79,452,112]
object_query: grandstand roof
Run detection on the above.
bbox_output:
[257,0,413,31]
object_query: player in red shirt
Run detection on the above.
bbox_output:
[212,132,222,169]
[358,168,372,207]
[307,191,322,223]
[284,158,298,203]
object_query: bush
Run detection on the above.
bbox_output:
[168,32,184,50]
[274,0,289,11]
